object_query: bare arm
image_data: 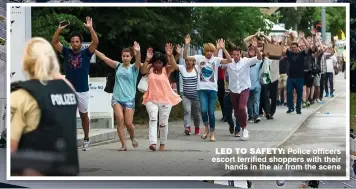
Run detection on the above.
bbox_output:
[261,34,271,44]
[88,27,99,54]
[166,54,178,74]
[133,41,141,69]
[183,35,195,61]
[11,139,18,153]
[300,37,310,53]
[255,45,262,60]
[140,58,151,75]
[220,48,233,65]
[243,33,257,49]
[51,27,66,53]
[84,17,99,54]
[95,50,117,68]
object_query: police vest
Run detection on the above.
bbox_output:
[12,79,79,176]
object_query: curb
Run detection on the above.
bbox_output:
[77,131,117,148]
[272,91,345,148]
[77,128,149,148]
[78,92,345,149]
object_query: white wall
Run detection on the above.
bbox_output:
[10,6,31,82]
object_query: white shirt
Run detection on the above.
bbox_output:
[326,55,337,73]
[224,57,261,94]
[194,55,222,91]
[269,59,280,82]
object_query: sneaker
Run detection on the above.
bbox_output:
[296,110,302,114]
[254,117,261,123]
[248,117,253,123]
[302,102,307,108]
[316,99,321,103]
[266,114,274,120]
[229,125,234,134]
[241,129,249,141]
[286,109,294,114]
[185,127,191,135]
[324,93,329,98]
[330,93,334,97]
[83,139,90,151]
[194,127,200,135]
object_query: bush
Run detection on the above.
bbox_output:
[0,38,5,46]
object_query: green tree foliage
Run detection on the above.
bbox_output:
[31,7,271,123]
[278,7,346,38]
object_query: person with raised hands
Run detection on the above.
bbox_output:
[171,44,201,136]
[52,16,99,151]
[284,31,310,115]
[183,35,232,142]
[222,41,262,141]
[94,41,146,151]
[141,43,181,152]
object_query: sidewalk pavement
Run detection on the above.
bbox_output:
[77,74,346,176]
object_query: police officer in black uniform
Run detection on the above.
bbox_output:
[10,37,79,176]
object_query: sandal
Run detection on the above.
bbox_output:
[149,144,156,151]
[201,133,209,139]
[131,137,138,148]
[119,146,127,151]
[201,127,209,139]
[210,133,216,142]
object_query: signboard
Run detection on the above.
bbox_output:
[89,77,114,129]
[81,42,96,63]
[263,43,283,58]
[10,6,31,82]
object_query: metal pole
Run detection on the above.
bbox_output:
[321,7,326,44]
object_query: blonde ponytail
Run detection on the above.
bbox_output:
[22,37,60,83]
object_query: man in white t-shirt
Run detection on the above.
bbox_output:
[183,35,232,142]
[224,45,262,140]
[324,47,337,97]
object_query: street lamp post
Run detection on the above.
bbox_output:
[321,7,326,44]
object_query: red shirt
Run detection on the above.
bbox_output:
[218,67,225,80]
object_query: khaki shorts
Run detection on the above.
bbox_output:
[278,74,288,89]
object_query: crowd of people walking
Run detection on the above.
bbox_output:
[9,17,345,176]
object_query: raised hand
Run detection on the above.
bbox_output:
[311,29,316,35]
[133,41,140,52]
[185,34,191,45]
[175,44,182,54]
[252,40,258,47]
[165,43,173,56]
[299,31,305,39]
[58,22,68,30]
[146,48,153,60]
[83,16,93,29]
[218,38,225,49]
[284,31,289,37]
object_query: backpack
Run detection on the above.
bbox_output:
[104,63,121,93]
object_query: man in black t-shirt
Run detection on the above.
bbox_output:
[285,38,310,114]
[278,56,288,105]
[301,43,316,107]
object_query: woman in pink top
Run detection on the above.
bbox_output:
[141,43,181,151]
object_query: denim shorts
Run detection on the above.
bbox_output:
[111,98,135,110]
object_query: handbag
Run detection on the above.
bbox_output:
[104,63,120,93]
[137,72,150,93]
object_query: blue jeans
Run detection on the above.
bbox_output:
[199,90,217,132]
[224,93,240,133]
[247,87,261,119]
[287,77,304,112]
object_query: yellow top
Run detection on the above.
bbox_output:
[10,89,41,142]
